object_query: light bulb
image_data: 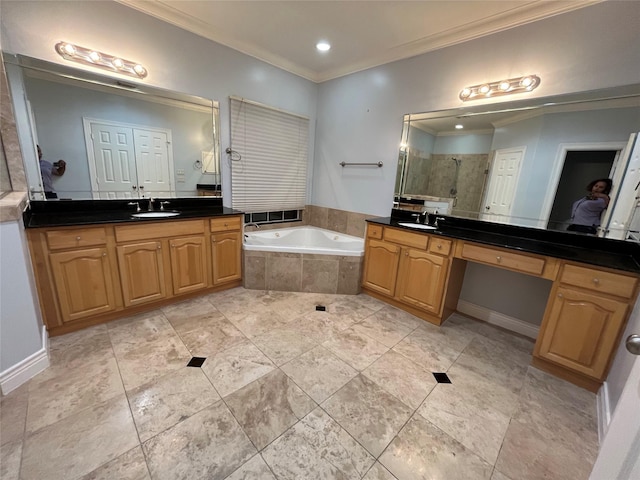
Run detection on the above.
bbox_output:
[133,64,147,77]
[520,76,533,87]
[460,88,471,98]
[113,58,124,69]
[316,42,331,52]
[455,124,464,129]
[499,81,511,91]
[62,43,76,56]
[479,84,491,95]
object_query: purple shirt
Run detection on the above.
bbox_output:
[571,196,606,226]
[39,159,55,192]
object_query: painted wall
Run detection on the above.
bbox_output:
[0,221,43,372]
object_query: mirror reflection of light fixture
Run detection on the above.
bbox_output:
[459,75,540,101]
[55,42,148,79]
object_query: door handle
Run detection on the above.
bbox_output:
[626,334,640,355]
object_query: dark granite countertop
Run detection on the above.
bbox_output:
[24,198,243,228]
[368,212,640,274]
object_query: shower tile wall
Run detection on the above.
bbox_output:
[429,154,489,218]
[403,148,432,195]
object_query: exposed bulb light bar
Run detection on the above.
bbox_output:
[459,75,540,101]
[55,42,148,79]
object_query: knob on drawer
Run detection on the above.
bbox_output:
[76,236,81,241]
[496,256,502,263]
[593,278,600,284]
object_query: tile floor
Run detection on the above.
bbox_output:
[0,288,600,480]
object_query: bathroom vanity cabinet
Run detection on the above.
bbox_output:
[26,214,243,336]
[362,221,640,391]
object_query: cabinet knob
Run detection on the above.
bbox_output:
[593,278,600,285]
[558,293,563,298]
[76,236,81,241]
[405,252,409,256]
[437,244,442,249]
[171,244,175,248]
[496,256,502,263]
[102,252,106,257]
[157,244,161,249]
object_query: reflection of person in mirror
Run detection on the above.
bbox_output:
[38,145,66,199]
[567,178,612,235]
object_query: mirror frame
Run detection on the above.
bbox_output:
[3,53,221,201]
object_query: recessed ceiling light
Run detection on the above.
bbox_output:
[316,42,331,52]
[455,124,464,129]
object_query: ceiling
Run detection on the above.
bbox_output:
[116,0,601,83]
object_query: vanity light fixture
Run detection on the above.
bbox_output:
[459,75,540,101]
[55,42,148,79]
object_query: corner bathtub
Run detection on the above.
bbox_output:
[242,226,364,294]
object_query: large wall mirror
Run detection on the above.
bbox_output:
[396,84,640,241]
[3,54,221,201]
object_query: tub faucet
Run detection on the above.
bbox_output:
[243,222,260,237]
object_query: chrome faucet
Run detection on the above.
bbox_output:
[148,198,155,211]
[243,222,260,237]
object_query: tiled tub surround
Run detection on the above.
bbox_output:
[243,207,369,294]
[0,288,599,480]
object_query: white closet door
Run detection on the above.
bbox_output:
[133,128,172,198]
[90,123,138,199]
[481,147,525,223]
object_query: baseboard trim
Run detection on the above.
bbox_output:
[0,326,49,395]
[457,300,540,339]
[596,381,611,444]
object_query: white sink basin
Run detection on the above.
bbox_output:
[132,211,180,218]
[397,222,437,230]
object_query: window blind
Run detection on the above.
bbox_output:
[230,97,309,212]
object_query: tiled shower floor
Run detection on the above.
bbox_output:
[0,288,599,479]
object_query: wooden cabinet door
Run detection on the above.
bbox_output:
[117,241,167,307]
[212,232,242,285]
[396,248,448,314]
[169,235,208,295]
[49,247,117,322]
[362,239,400,297]
[536,286,629,379]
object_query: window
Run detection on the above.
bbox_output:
[229,96,309,213]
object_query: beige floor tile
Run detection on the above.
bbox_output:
[392,326,470,372]
[114,334,192,391]
[161,296,219,327]
[322,327,389,370]
[0,384,28,446]
[379,415,493,480]
[225,454,277,480]
[294,310,356,343]
[351,306,421,348]
[127,367,220,442]
[201,339,275,397]
[26,356,125,433]
[261,407,375,479]
[21,395,139,480]
[446,313,535,354]
[281,345,358,403]
[491,469,514,480]
[323,375,413,457]
[177,315,247,357]
[363,462,399,480]
[325,295,379,322]
[79,446,150,480]
[417,378,513,464]
[228,307,292,338]
[142,401,256,480]
[107,311,175,352]
[362,350,436,409]
[0,440,22,480]
[48,323,114,368]
[252,325,317,366]
[225,369,316,450]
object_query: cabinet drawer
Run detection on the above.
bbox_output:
[461,243,545,276]
[367,224,383,239]
[428,237,453,256]
[116,220,204,242]
[384,227,428,250]
[560,264,638,299]
[210,216,242,232]
[46,227,107,250]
